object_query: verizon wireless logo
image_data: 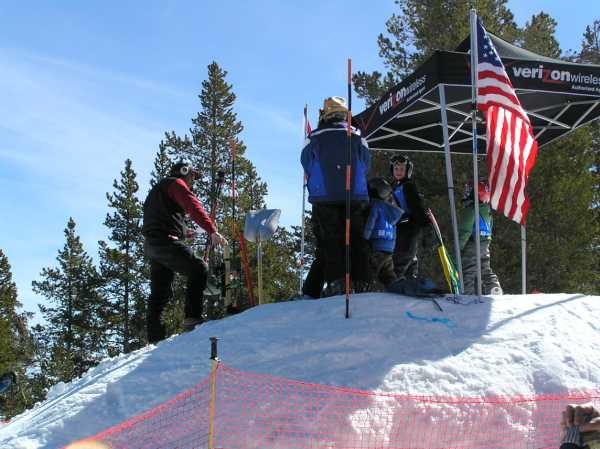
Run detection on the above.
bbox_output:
[512,65,600,86]
[378,75,427,115]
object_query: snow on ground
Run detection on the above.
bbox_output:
[1,292,599,448]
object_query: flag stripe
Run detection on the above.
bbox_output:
[476,18,539,224]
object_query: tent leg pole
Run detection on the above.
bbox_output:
[470,9,483,299]
[521,225,526,294]
[439,85,464,293]
[257,237,263,305]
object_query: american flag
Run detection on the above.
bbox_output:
[476,18,538,225]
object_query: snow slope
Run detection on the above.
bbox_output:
[1,292,599,449]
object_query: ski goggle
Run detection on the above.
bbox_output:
[391,156,409,166]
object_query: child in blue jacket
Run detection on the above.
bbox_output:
[364,178,404,289]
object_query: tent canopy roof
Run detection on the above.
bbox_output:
[355,33,600,154]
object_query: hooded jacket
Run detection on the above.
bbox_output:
[301,121,371,204]
[363,199,404,253]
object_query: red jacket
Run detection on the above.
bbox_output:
[142,177,216,240]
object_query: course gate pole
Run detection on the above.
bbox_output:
[345,58,352,319]
[208,337,219,449]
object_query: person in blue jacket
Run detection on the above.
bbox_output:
[458,180,502,295]
[301,96,371,296]
[389,155,429,280]
[364,178,404,289]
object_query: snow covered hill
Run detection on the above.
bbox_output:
[1,292,599,449]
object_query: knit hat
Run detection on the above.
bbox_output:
[319,96,348,121]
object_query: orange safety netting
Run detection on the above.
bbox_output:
[75,363,599,449]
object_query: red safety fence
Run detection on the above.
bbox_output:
[72,363,600,449]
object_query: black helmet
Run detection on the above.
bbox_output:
[368,177,393,201]
[390,154,413,180]
[170,160,198,178]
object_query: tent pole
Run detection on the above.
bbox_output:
[257,235,263,305]
[470,9,483,299]
[521,225,527,294]
[438,85,464,292]
[299,105,308,295]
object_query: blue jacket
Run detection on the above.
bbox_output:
[363,199,404,253]
[391,180,428,227]
[301,121,371,204]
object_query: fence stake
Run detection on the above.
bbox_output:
[208,337,219,449]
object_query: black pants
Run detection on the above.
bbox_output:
[145,238,208,343]
[312,203,370,284]
[393,222,421,279]
[302,247,325,298]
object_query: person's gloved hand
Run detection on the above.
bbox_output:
[211,232,227,247]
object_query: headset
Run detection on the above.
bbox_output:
[179,164,191,176]
[170,160,195,177]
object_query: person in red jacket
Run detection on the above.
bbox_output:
[142,160,226,343]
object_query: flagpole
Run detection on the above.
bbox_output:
[521,225,527,294]
[299,105,308,295]
[345,58,352,319]
[470,9,483,299]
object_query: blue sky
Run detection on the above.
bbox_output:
[1,1,596,319]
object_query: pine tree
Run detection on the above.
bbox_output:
[259,228,299,302]
[350,2,600,293]
[99,159,147,353]
[159,62,268,313]
[354,0,519,98]
[0,249,21,375]
[519,12,560,57]
[577,19,600,293]
[150,140,173,188]
[503,13,597,293]
[580,20,600,64]
[163,131,194,166]
[32,218,108,383]
[0,249,37,418]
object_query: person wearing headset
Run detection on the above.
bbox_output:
[389,154,429,280]
[142,160,226,343]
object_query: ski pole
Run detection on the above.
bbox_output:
[230,140,240,307]
[345,58,352,319]
[239,230,255,307]
[204,170,226,265]
[299,104,309,295]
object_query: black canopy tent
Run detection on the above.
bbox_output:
[354,34,600,293]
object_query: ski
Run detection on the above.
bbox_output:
[426,209,461,295]
[417,295,444,311]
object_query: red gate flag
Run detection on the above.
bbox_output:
[304,104,312,136]
[476,18,539,224]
